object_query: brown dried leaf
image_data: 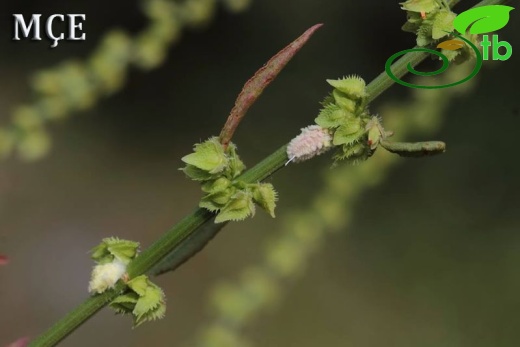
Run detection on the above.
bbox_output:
[219,24,323,148]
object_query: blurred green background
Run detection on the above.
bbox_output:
[1,0,519,346]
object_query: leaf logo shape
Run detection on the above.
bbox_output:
[453,5,514,35]
[437,39,465,51]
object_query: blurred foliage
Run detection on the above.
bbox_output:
[0,0,251,162]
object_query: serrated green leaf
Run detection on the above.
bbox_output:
[90,243,109,262]
[110,292,139,314]
[147,302,166,320]
[333,142,370,164]
[327,76,367,100]
[367,126,381,150]
[210,188,236,206]
[453,5,514,35]
[133,286,164,320]
[432,10,455,39]
[400,0,439,13]
[201,177,231,194]
[200,187,235,212]
[107,243,139,264]
[127,275,149,296]
[91,253,113,265]
[215,192,255,223]
[91,238,139,265]
[111,292,139,304]
[332,90,357,113]
[181,137,228,174]
[110,302,134,315]
[417,24,434,46]
[181,164,217,181]
[332,121,364,146]
[315,105,349,129]
[225,142,246,178]
[109,274,166,327]
[402,20,420,33]
[320,94,335,107]
[199,199,223,212]
[252,183,278,218]
[134,301,166,327]
[406,11,424,24]
[440,47,461,61]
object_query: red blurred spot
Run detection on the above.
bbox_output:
[0,255,9,266]
[6,337,30,347]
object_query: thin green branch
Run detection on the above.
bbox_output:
[29,0,507,345]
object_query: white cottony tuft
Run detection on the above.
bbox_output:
[88,259,127,294]
[286,125,332,164]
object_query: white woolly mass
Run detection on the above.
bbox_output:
[286,125,332,163]
[88,259,127,294]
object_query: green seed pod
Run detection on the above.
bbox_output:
[202,177,232,194]
[215,192,255,223]
[380,140,446,157]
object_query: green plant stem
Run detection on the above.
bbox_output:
[29,150,289,347]
[366,51,428,101]
[29,0,506,345]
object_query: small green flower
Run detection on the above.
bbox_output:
[90,237,139,265]
[315,104,352,129]
[332,120,364,146]
[181,137,229,175]
[182,138,278,223]
[252,183,278,218]
[432,10,456,40]
[326,75,367,100]
[110,275,166,327]
[215,191,256,223]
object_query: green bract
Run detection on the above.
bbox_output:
[182,138,245,181]
[215,190,255,223]
[326,76,367,99]
[181,137,230,175]
[90,238,166,326]
[315,78,446,163]
[110,275,166,327]
[90,237,140,265]
[182,137,278,223]
[252,183,277,218]
[315,75,373,165]
[315,105,350,128]
[432,10,456,40]
[333,122,364,146]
